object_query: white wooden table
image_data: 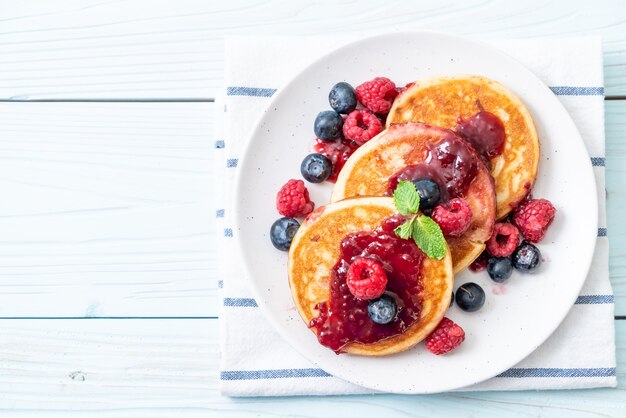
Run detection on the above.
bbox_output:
[0,1,624,416]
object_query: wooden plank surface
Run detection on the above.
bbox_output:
[0,102,217,317]
[1,0,625,100]
[1,101,624,316]
[0,318,622,417]
[0,1,625,415]
[607,101,626,305]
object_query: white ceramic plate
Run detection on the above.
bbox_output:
[233,32,597,393]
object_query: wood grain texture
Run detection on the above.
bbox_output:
[1,0,625,99]
[0,2,624,415]
[1,100,625,317]
[0,102,217,317]
[0,319,621,417]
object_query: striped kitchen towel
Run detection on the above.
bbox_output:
[216,36,616,396]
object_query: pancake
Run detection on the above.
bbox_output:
[387,75,539,219]
[288,197,453,356]
[332,123,496,273]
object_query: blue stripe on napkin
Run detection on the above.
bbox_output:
[549,86,604,96]
[221,368,331,380]
[226,158,239,168]
[219,366,615,381]
[227,87,277,97]
[598,228,607,237]
[497,367,615,378]
[575,295,614,304]
[224,297,258,307]
[591,157,605,166]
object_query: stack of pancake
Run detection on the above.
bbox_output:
[288,75,539,355]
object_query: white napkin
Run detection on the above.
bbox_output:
[216,36,616,396]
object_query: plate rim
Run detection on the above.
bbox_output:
[231,30,598,394]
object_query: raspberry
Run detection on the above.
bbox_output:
[431,198,473,237]
[513,198,556,243]
[486,222,520,257]
[313,136,359,182]
[342,110,383,145]
[276,179,314,217]
[356,77,399,114]
[346,258,387,300]
[425,317,465,355]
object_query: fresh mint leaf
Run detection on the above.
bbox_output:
[394,218,415,240]
[392,181,446,260]
[393,180,420,216]
[412,215,446,260]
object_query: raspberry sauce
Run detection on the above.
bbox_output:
[387,132,478,202]
[456,111,506,160]
[469,250,489,272]
[309,215,425,353]
[314,137,359,183]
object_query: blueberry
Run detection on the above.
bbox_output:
[270,217,300,251]
[300,153,332,183]
[314,110,343,141]
[450,291,455,307]
[455,282,485,312]
[329,82,357,114]
[487,257,513,283]
[413,178,441,211]
[512,242,541,273]
[368,293,397,324]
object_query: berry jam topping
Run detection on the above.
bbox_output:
[469,250,490,272]
[309,214,425,353]
[314,137,360,183]
[346,258,388,300]
[456,110,506,160]
[387,132,478,202]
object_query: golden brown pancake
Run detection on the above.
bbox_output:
[288,197,453,356]
[387,75,539,219]
[332,123,496,273]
